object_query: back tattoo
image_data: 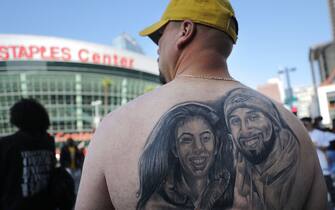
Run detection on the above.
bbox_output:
[137,88,300,210]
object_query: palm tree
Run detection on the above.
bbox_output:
[144,85,157,93]
[102,78,112,115]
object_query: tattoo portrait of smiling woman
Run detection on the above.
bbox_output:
[137,102,235,210]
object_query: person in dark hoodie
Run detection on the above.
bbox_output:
[0,98,56,210]
[60,138,84,193]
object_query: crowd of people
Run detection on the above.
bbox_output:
[0,98,85,210]
[301,116,335,205]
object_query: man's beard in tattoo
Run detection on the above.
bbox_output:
[240,132,276,165]
[159,72,167,85]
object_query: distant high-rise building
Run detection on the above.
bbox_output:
[256,78,284,104]
[309,0,335,86]
[293,86,318,119]
[329,0,335,40]
[308,0,335,121]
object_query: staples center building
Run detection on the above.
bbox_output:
[0,34,160,141]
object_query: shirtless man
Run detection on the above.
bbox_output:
[75,0,327,209]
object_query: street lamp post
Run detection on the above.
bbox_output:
[91,100,102,128]
[278,67,296,109]
[309,50,321,116]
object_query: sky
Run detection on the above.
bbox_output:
[0,0,332,88]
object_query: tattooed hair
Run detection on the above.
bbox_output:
[223,88,282,131]
[137,102,235,209]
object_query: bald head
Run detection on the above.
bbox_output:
[169,20,234,59]
[195,23,234,59]
[156,20,235,82]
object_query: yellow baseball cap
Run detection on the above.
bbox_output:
[139,0,238,44]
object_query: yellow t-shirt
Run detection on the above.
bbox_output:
[68,146,76,169]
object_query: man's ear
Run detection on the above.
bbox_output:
[176,20,196,49]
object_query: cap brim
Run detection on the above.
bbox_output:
[139,19,169,45]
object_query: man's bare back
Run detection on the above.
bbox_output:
[75,0,327,209]
[76,78,326,210]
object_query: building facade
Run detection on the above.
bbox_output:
[256,77,284,104]
[306,0,335,125]
[0,34,160,140]
[293,86,319,119]
[329,0,335,39]
[318,84,335,125]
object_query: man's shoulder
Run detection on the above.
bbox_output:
[101,84,176,128]
[92,85,172,145]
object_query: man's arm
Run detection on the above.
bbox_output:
[75,120,115,210]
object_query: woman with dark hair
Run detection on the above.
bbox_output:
[137,102,235,210]
[0,98,56,210]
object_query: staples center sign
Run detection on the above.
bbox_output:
[0,34,158,75]
[0,45,134,69]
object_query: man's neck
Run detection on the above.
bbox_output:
[173,48,231,79]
